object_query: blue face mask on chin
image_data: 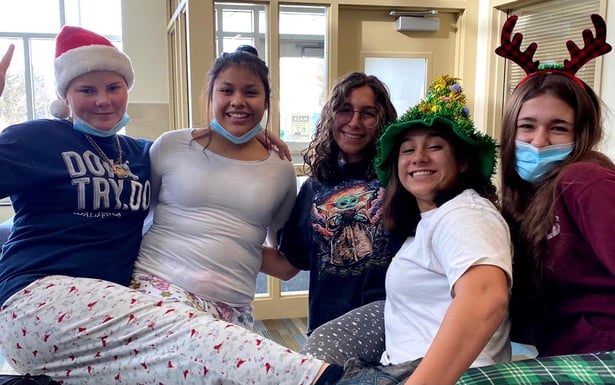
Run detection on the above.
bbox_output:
[515,140,574,184]
[210,118,262,144]
[73,113,130,137]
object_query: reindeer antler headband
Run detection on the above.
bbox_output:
[495,14,612,88]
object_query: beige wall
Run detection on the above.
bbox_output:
[122,0,170,141]
[337,8,459,75]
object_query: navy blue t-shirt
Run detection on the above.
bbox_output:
[279,161,401,334]
[0,119,152,306]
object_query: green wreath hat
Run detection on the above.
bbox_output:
[374,74,497,186]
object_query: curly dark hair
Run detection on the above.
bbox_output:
[303,72,397,185]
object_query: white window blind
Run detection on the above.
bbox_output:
[505,0,601,96]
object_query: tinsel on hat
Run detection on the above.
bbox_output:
[374,75,497,186]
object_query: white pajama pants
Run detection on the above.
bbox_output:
[0,276,323,385]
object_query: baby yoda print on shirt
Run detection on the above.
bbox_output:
[312,180,390,275]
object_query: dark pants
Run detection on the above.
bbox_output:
[336,357,422,385]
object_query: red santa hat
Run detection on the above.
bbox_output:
[49,25,134,119]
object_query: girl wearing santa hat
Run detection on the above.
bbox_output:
[0,26,350,385]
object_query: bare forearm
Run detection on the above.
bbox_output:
[405,267,509,384]
[406,295,507,384]
[261,245,300,280]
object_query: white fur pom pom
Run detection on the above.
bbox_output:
[49,99,70,119]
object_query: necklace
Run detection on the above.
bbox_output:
[84,134,128,178]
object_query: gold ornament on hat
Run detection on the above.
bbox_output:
[375,75,497,186]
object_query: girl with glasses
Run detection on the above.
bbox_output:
[274,72,400,364]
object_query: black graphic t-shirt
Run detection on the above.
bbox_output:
[279,161,400,334]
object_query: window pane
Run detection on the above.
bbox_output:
[0,1,122,127]
[279,6,326,35]
[222,9,253,33]
[0,39,27,129]
[0,1,60,33]
[30,39,57,119]
[281,270,309,294]
[278,6,327,164]
[258,10,266,34]
[279,57,324,143]
[64,0,123,36]
[365,57,426,117]
[223,37,254,54]
[280,178,309,293]
[255,271,309,297]
[215,3,266,59]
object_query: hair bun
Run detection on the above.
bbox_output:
[235,45,259,57]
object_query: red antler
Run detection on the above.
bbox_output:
[495,15,540,74]
[564,14,613,74]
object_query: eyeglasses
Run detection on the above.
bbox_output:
[335,107,379,129]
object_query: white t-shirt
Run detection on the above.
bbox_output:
[383,189,513,367]
[135,129,297,307]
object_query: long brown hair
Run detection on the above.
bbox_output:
[303,72,397,184]
[500,72,614,285]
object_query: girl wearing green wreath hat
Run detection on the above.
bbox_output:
[303,75,514,385]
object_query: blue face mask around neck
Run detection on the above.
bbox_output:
[73,112,130,137]
[210,118,262,144]
[515,140,574,184]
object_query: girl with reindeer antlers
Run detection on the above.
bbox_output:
[458,12,615,385]
[495,12,615,358]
